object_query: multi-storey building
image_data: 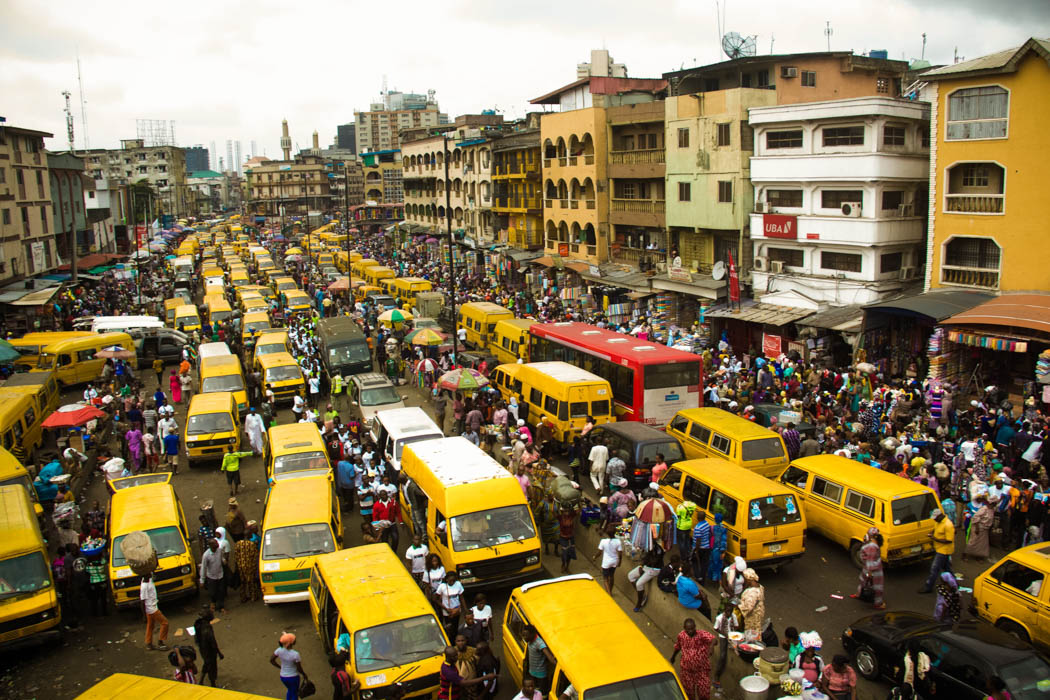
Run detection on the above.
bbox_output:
[607,101,667,269]
[0,126,57,281]
[531,75,666,263]
[185,145,209,172]
[492,117,543,250]
[336,124,356,152]
[83,139,187,217]
[47,152,92,264]
[361,150,403,205]
[748,96,930,309]
[245,155,333,216]
[85,178,126,254]
[921,37,1050,292]
[355,91,448,152]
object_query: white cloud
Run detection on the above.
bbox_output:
[2,0,1044,158]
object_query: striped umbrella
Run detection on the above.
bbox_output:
[406,328,446,346]
[415,358,438,373]
[438,368,489,391]
[378,309,413,324]
[633,497,676,524]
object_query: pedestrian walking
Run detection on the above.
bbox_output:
[226,498,247,542]
[670,618,715,700]
[933,571,962,622]
[193,605,224,687]
[597,524,622,594]
[270,633,309,700]
[163,429,181,475]
[588,437,609,493]
[918,509,955,593]
[221,449,253,497]
[85,551,108,616]
[851,527,885,609]
[200,538,227,614]
[245,408,266,456]
[153,357,165,388]
[140,571,169,651]
[236,521,262,602]
[170,370,182,404]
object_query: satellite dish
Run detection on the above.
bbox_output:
[722,32,758,60]
[712,261,726,280]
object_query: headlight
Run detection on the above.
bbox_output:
[843,627,852,637]
[526,554,539,565]
[181,565,191,575]
[114,579,126,589]
[39,609,53,619]
[361,691,374,700]
[229,437,237,444]
[459,568,472,578]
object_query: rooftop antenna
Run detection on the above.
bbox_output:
[824,21,833,52]
[921,32,927,60]
[62,90,75,154]
[721,32,757,60]
[954,46,964,64]
[770,34,775,54]
[382,74,389,109]
[76,52,89,150]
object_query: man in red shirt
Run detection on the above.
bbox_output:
[372,491,402,551]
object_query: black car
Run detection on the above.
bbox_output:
[589,422,686,490]
[842,611,1050,700]
[750,403,816,436]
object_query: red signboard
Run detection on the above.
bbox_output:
[762,333,782,358]
[558,243,569,257]
[728,251,740,304]
[762,214,798,240]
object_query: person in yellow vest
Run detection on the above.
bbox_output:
[331,373,344,413]
[676,500,699,563]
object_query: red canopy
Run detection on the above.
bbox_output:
[42,405,107,429]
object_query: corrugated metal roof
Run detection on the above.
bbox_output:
[705,302,813,326]
[922,38,1050,79]
[940,293,1050,335]
[798,305,864,332]
[864,289,994,322]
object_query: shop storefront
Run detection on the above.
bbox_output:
[704,301,813,358]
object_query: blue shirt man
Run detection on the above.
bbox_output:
[336,459,356,491]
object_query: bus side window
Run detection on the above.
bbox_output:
[505,604,528,651]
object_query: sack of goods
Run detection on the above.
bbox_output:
[551,475,582,508]
[120,530,158,577]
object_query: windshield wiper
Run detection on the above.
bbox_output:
[294,548,328,556]
[402,647,442,658]
[359,655,396,666]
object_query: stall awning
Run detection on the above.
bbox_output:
[946,329,1029,353]
[505,249,543,263]
[57,253,112,271]
[565,262,590,273]
[798,305,864,333]
[705,302,814,327]
[941,293,1050,336]
[864,289,994,322]
[9,287,61,306]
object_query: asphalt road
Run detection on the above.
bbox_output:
[1,370,996,700]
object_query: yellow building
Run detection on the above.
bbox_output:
[246,155,333,216]
[492,120,543,250]
[923,38,1050,292]
[531,76,665,263]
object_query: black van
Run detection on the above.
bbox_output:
[316,316,371,381]
[588,422,686,490]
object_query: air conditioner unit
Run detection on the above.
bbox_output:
[897,203,914,216]
[781,66,798,78]
[841,202,862,217]
[770,260,785,273]
[899,266,915,280]
[753,256,769,272]
[755,201,768,213]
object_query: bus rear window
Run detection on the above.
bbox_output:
[742,438,785,461]
[644,362,701,390]
[591,400,610,416]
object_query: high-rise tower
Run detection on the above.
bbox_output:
[280,119,291,160]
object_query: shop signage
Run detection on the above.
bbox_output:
[762,214,798,240]
[668,267,692,283]
[728,252,740,303]
[31,241,46,271]
[762,332,782,357]
[558,243,569,257]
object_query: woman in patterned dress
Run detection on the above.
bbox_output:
[851,527,885,609]
[671,618,715,700]
[235,522,261,602]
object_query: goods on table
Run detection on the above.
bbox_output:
[120,530,158,577]
[1037,349,1050,385]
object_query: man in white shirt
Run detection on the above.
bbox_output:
[588,438,609,493]
[158,415,178,441]
[140,572,169,651]
[404,535,429,583]
[435,571,465,636]
[292,394,305,421]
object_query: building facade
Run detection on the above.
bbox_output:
[336,124,356,152]
[47,152,92,264]
[360,150,403,204]
[355,91,447,152]
[492,122,543,250]
[83,140,188,217]
[86,178,126,254]
[921,38,1050,292]
[245,155,333,216]
[607,100,667,269]
[0,126,57,281]
[748,97,930,309]
[185,145,209,172]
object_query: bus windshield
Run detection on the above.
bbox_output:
[0,551,51,600]
[112,526,186,565]
[588,672,687,700]
[644,362,701,390]
[262,523,336,560]
[273,451,329,476]
[354,615,446,673]
[450,505,536,552]
[748,495,802,529]
[201,375,245,393]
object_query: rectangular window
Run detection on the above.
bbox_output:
[962,165,989,187]
[529,388,542,406]
[709,490,738,526]
[710,433,731,455]
[1,210,8,225]
[801,70,816,87]
[766,130,803,149]
[768,247,804,267]
[947,86,1008,140]
[921,126,930,148]
[821,251,863,273]
[880,252,903,273]
[678,182,691,202]
[812,476,843,503]
[756,70,770,88]
[767,189,802,208]
[741,72,752,88]
[882,191,904,210]
[821,190,864,209]
[717,123,731,147]
[620,182,636,199]
[689,423,711,444]
[683,478,711,510]
[823,126,865,146]
[876,77,889,94]
[544,395,558,415]
[845,490,876,518]
[884,125,906,146]
[40,206,47,233]
[677,128,690,148]
[945,237,1000,269]
[718,181,733,203]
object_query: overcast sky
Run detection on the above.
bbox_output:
[2,0,1046,164]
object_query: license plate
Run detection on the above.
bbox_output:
[910,545,922,553]
[768,544,782,553]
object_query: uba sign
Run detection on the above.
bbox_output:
[762,214,798,240]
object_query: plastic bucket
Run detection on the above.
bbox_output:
[741,673,771,700]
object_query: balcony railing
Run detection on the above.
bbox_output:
[945,194,1004,214]
[609,149,665,165]
[558,157,567,167]
[568,156,578,166]
[942,266,999,289]
[611,198,665,213]
[559,199,569,208]
[543,158,553,168]
[584,154,595,165]
[585,199,595,209]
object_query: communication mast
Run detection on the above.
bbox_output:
[76,54,89,150]
[136,119,176,147]
[62,90,75,153]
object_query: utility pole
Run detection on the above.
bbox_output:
[443,132,458,364]
[344,162,352,292]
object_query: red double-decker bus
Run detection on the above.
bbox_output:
[528,322,703,426]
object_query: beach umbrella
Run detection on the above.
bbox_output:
[95,347,136,360]
[634,497,676,524]
[415,358,438,373]
[0,339,21,364]
[378,309,413,324]
[42,404,107,429]
[438,368,489,391]
[406,328,446,346]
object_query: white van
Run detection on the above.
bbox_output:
[370,406,444,472]
[74,315,166,334]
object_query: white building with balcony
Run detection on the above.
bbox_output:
[747,96,930,310]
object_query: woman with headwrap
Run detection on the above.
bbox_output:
[737,568,765,642]
[708,513,728,583]
[964,494,994,561]
[851,527,885,609]
[934,571,961,623]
